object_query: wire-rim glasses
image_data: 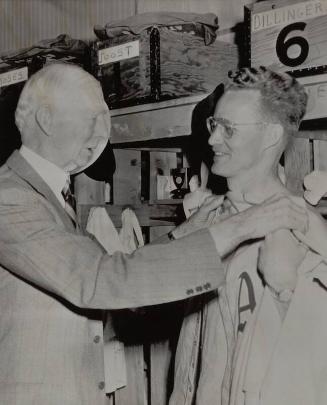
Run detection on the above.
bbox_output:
[206,116,266,139]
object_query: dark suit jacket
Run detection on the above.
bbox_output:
[0,150,223,405]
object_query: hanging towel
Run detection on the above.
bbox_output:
[86,207,127,394]
[119,208,144,253]
[86,206,145,393]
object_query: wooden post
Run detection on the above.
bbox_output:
[285,137,312,195]
[113,149,142,205]
[314,139,327,170]
[74,172,105,205]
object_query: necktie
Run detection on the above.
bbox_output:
[61,179,77,226]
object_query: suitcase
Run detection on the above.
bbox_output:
[91,18,238,108]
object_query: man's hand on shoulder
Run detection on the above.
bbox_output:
[172,195,224,239]
[209,194,309,258]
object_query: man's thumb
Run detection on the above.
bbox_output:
[204,195,224,210]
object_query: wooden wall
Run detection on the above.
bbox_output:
[0,0,255,53]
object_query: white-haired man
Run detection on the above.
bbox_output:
[0,63,308,405]
[170,67,327,405]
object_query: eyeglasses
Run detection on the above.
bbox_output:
[206,116,266,139]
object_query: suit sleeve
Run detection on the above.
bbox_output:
[0,187,224,309]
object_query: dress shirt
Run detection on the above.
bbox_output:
[19,145,69,207]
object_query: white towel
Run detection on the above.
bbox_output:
[120,208,144,253]
[86,207,145,393]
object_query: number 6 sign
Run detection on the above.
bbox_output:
[245,0,327,73]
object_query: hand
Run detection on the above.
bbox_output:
[210,194,309,257]
[304,170,327,205]
[293,204,327,258]
[173,195,224,239]
[183,189,212,219]
[258,229,308,292]
[238,194,309,240]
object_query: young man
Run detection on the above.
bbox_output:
[170,67,327,405]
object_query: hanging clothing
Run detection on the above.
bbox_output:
[86,206,144,394]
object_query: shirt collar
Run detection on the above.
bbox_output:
[19,145,69,207]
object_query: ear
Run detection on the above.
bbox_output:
[35,105,52,136]
[263,123,284,151]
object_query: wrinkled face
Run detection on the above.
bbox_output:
[50,78,111,173]
[208,89,268,179]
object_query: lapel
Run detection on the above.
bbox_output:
[6,150,77,233]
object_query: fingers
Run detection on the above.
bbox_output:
[207,210,217,225]
[248,195,309,238]
[197,190,213,207]
[276,204,308,234]
[263,193,305,211]
[264,193,304,210]
[267,195,307,219]
[262,192,289,204]
[270,198,308,233]
[193,195,225,226]
[202,195,224,210]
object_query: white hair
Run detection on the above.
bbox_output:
[15,62,101,136]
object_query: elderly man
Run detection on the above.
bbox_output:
[0,63,308,405]
[170,67,327,405]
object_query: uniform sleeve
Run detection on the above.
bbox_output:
[0,187,224,309]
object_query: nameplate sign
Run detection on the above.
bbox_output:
[0,66,28,88]
[98,40,139,66]
[252,0,327,32]
[298,73,327,119]
[246,0,327,72]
